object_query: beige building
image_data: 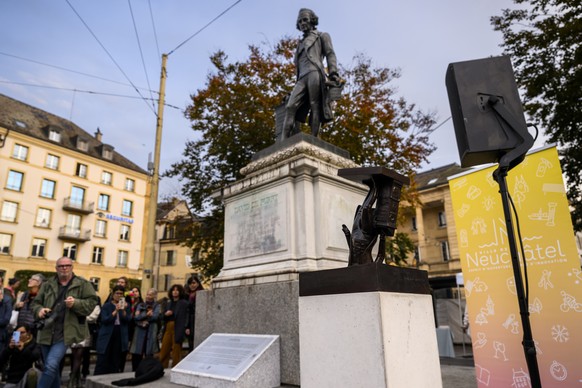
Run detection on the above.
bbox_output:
[154,198,199,293]
[399,163,468,281]
[0,94,150,301]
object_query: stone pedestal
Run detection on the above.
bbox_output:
[212,133,366,289]
[299,263,442,388]
[198,135,368,385]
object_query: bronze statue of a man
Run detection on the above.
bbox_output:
[281,8,341,140]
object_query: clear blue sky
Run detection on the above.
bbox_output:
[0,0,545,198]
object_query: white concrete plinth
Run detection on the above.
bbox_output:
[299,292,442,388]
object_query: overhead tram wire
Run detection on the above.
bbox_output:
[0,51,157,94]
[128,0,155,110]
[167,0,244,56]
[64,0,156,115]
[0,80,181,110]
[148,0,162,68]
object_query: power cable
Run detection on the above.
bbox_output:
[168,0,244,56]
[127,0,155,110]
[64,0,156,115]
[148,0,162,67]
[0,51,156,94]
[0,80,181,110]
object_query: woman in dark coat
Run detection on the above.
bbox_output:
[129,288,161,371]
[158,284,188,368]
[94,285,131,375]
[185,275,204,352]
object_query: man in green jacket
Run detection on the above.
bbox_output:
[32,257,98,388]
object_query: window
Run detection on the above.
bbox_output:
[441,241,450,262]
[35,208,52,228]
[97,194,110,211]
[438,211,447,227]
[117,250,128,267]
[76,163,88,178]
[0,233,12,254]
[163,225,176,240]
[414,246,421,264]
[63,243,77,260]
[121,200,133,217]
[95,220,107,237]
[101,171,112,185]
[12,144,29,161]
[45,154,60,170]
[31,238,47,257]
[1,201,18,222]
[6,170,24,191]
[66,214,81,236]
[412,216,417,231]
[164,274,172,291]
[124,178,135,192]
[103,148,113,160]
[77,138,89,151]
[40,179,56,198]
[48,129,61,142]
[119,224,130,241]
[70,186,85,207]
[92,247,104,264]
[89,277,100,291]
[165,250,176,266]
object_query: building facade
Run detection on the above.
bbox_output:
[0,94,149,301]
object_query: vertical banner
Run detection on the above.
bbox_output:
[449,146,582,387]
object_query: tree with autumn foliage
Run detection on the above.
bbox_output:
[491,0,582,231]
[165,38,436,279]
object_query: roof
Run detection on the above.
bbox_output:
[413,163,469,190]
[0,93,147,175]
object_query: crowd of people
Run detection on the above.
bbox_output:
[0,258,204,388]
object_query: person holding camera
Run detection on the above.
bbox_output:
[94,285,131,375]
[31,257,98,388]
[129,288,161,371]
[0,324,41,387]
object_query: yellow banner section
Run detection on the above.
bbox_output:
[449,146,582,387]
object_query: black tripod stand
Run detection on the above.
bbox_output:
[489,96,541,388]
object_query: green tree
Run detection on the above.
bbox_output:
[384,232,416,266]
[166,38,436,279]
[491,0,582,230]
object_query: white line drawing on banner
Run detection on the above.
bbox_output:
[473,332,487,349]
[493,341,509,361]
[542,183,565,195]
[451,177,468,191]
[465,277,488,297]
[482,195,496,211]
[538,269,554,290]
[528,202,557,226]
[560,291,582,313]
[549,360,568,381]
[551,324,569,343]
[475,308,489,325]
[512,369,532,388]
[460,229,468,248]
[512,175,529,209]
[485,295,495,315]
[536,158,553,177]
[475,364,491,386]
[507,277,517,295]
[502,314,520,334]
[457,203,470,218]
[529,298,542,314]
[467,185,482,200]
[533,340,542,355]
[567,268,582,285]
[471,218,487,235]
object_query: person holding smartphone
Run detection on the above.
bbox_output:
[94,285,131,375]
[0,324,41,387]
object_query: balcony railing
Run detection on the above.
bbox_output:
[58,227,92,242]
[63,197,94,214]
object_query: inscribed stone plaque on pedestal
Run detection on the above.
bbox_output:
[225,188,287,260]
[171,333,280,388]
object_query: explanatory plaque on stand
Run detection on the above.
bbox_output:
[172,333,279,381]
